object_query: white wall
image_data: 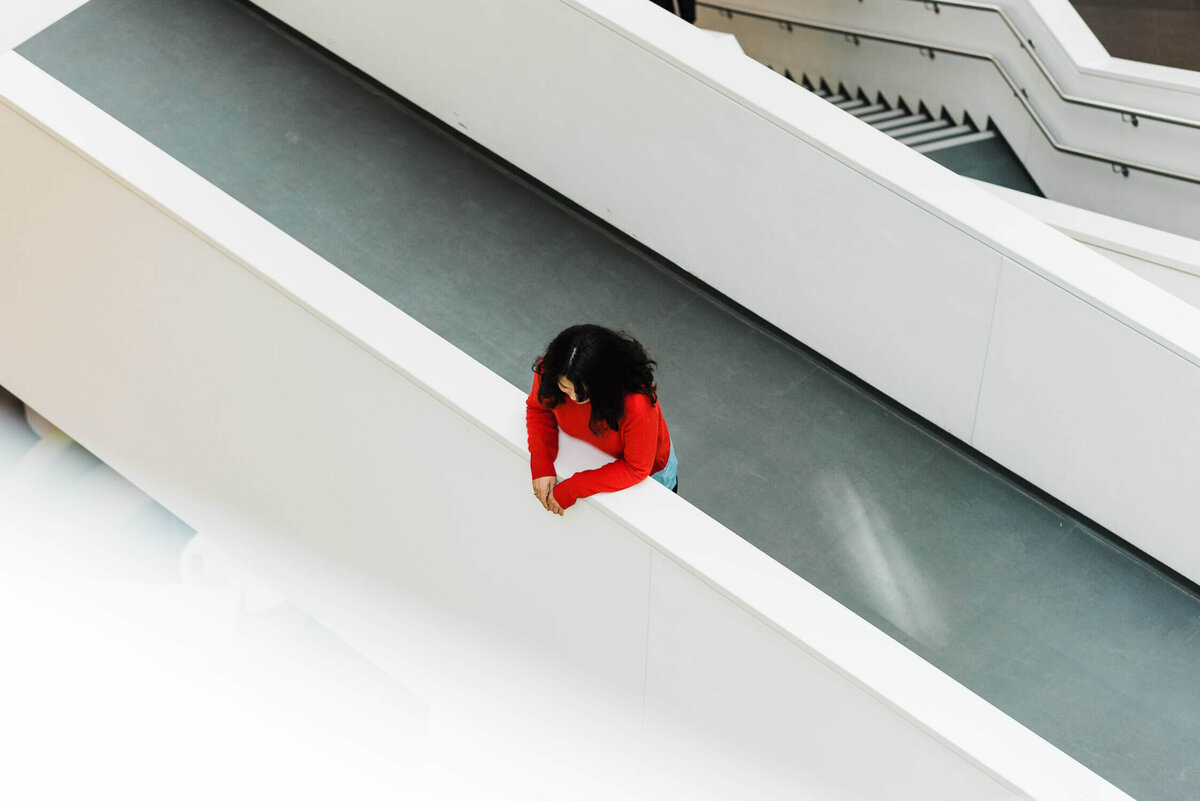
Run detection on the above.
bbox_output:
[0,0,89,52]
[981,179,1200,309]
[0,49,1133,801]
[974,259,1200,571]
[696,0,1200,239]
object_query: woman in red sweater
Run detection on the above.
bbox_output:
[526,325,677,516]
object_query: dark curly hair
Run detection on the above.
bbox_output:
[533,324,658,436]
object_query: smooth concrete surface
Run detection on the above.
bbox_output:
[10,2,1200,799]
[980,179,1200,308]
[0,388,427,801]
[642,553,1017,799]
[974,258,1200,577]
[0,0,88,51]
[0,53,1096,801]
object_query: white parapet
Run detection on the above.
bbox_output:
[981,178,1200,310]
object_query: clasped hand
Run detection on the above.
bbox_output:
[532,476,565,516]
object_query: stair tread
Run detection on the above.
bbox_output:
[848,103,889,117]
[873,113,931,131]
[913,129,997,154]
[885,119,953,138]
[859,108,908,123]
[898,123,976,145]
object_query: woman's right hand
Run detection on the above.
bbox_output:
[532,476,557,511]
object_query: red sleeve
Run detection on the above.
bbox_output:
[526,371,559,479]
[552,395,656,509]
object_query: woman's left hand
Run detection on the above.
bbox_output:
[546,491,565,516]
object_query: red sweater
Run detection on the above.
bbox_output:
[526,371,672,509]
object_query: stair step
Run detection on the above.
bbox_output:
[913,129,997,154]
[873,113,930,131]
[884,119,952,138]
[805,75,1009,169]
[848,103,889,117]
[898,123,975,146]
[859,108,908,124]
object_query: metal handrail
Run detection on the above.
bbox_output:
[892,0,1200,131]
[698,1,1200,185]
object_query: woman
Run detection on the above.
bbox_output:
[526,325,677,516]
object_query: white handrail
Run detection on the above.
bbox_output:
[699,1,1200,184]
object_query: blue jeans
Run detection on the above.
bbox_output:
[650,442,678,491]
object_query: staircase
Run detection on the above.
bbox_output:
[805,76,996,155]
